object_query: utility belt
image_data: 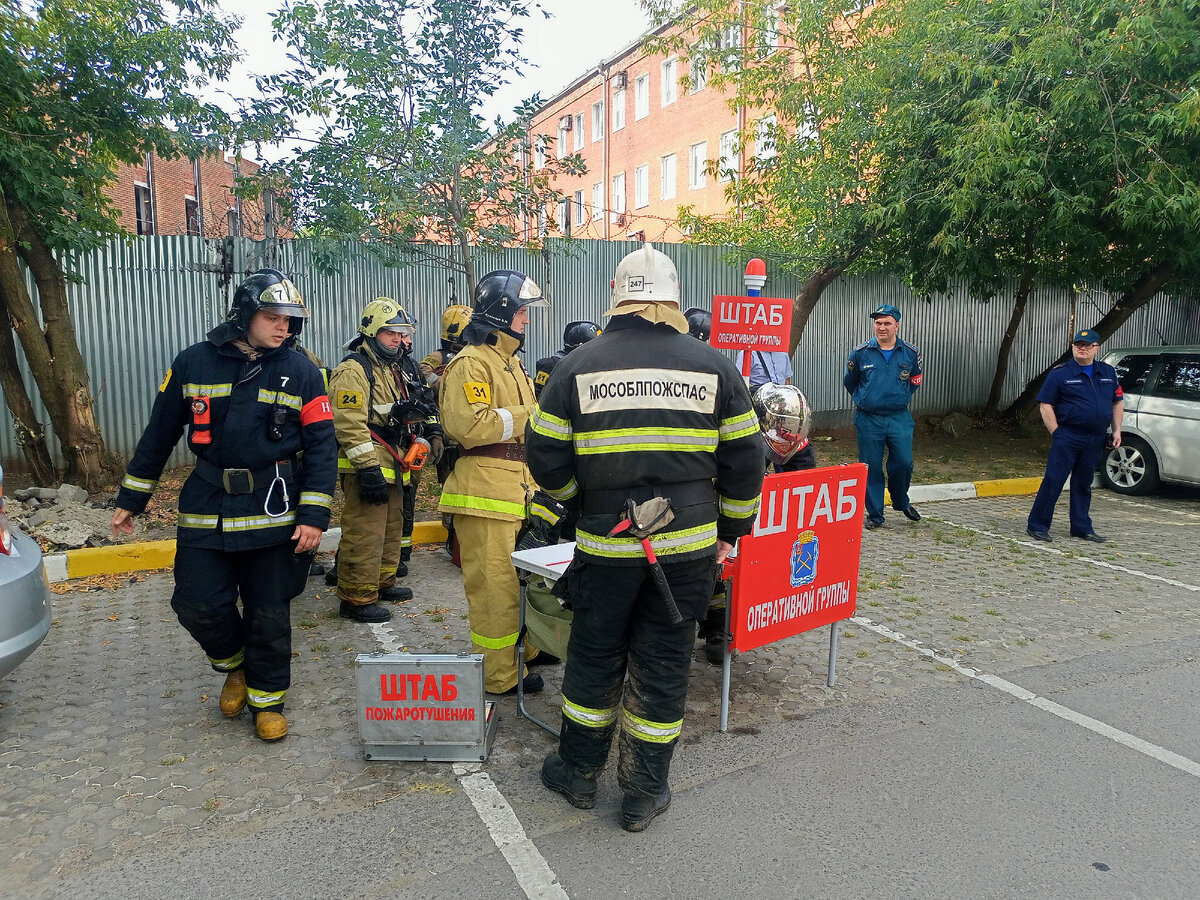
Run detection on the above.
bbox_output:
[460,442,526,462]
[581,479,715,517]
[194,457,296,495]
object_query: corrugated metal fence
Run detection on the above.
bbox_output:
[2,236,1196,468]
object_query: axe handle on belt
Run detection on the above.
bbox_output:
[608,517,684,625]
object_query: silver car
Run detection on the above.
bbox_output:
[1100,345,1200,495]
[0,464,52,679]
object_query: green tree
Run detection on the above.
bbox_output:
[0,0,237,487]
[244,0,586,294]
[644,0,1200,417]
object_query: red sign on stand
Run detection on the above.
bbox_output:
[726,464,867,653]
[709,295,793,352]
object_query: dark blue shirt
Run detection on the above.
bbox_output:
[843,338,923,414]
[1036,358,1123,434]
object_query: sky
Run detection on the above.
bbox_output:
[216,0,652,161]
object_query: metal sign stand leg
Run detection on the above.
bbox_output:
[826,624,839,687]
[719,578,732,733]
[516,577,560,738]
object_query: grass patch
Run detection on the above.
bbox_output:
[296,618,318,629]
[856,650,870,659]
[949,614,968,622]
[984,608,1001,616]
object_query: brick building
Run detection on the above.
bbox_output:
[524,15,783,244]
[107,151,281,239]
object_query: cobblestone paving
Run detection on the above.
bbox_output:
[2,489,1196,894]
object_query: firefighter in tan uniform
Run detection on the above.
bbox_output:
[438,270,549,694]
[331,298,438,623]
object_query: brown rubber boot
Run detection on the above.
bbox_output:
[255,711,288,741]
[219,669,247,717]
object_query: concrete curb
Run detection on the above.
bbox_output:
[44,520,449,584]
[44,476,1048,583]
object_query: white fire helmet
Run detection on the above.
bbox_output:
[752,383,812,466]
[602,242,689,332]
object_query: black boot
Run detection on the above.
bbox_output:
[541,753,597,809]
[339,600,392,623]
[380,584,413,603]
[620,788,672,832]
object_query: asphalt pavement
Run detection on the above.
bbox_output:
[2,485,1198,899]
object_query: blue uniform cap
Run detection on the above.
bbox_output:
[1072,329,1100,345]
[869,304,902,321]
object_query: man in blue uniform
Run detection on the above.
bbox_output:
[843,304,922,529]
[1026,329,1123,543]
[112,269,337,742]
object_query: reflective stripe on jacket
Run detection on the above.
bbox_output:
[526,315,764,565]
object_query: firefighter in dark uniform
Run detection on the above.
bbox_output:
[533,320,601,398]
[1026,328,1123,543]
[528,243,764,832]
[843,303,923,529]
[330,298,442,622]
[438,270,550,695]
[111,269,336,742]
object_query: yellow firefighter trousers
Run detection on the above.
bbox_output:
[455,514,539,693]
[337,472,405,606]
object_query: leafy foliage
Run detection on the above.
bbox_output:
[0,0,238,251]
[243,0,586,282]
[644,0,1200,297]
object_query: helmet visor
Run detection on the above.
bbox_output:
[516,276,548,307]
[259,280,309,318]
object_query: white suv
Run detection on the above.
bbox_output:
[1100,345,1200,494]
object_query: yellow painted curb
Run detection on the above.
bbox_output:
[974,477,1042,497]
[67,539,177,579]
[412,520,449,544]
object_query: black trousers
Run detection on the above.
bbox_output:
[401,480,416,562]
[171,543,306,712]
[558,555,720,798]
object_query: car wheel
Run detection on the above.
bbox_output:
[1101,436,1160,495]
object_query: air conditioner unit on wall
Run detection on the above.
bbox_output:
[614,71,628,91]
[560,115,572,131]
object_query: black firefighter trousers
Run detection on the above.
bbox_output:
[171,543,306,713]
[558,555,721,799]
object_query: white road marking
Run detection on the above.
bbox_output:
[453,763,569,900]
[1103,494,1200,520]
[369,620,405,652]
[933,516,1200,592]
[852,615,1200,779]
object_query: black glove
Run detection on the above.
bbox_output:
[426,435,445,466]
[357,465,390,506]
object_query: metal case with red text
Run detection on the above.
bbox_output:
[355,652,497,761]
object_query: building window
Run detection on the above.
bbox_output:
[634,74,649,120]
[573,190,585,228]
[534,136,546,170]
[660,153,676,200]
[611,171,626,222]
[634,164,649,209]
[689,50,707,93]
[689,141,707,189]
[592,101,604,143]
[763,3,782,55]
[134,183,153,235]
[719,130,738,183]
[719,23,741,72]
[755,114,778,161]
[184,196,200,236]
[538,206,547,238]
[574,113,584,150]
[592,182,603,220]
[612,88,625,132]
[557,120,568,157]
[661,58,677,106]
